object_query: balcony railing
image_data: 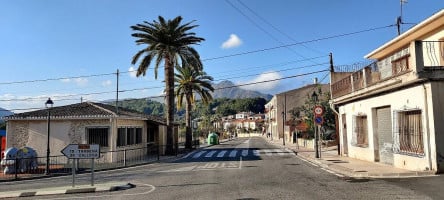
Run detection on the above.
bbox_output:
[332,58,413,99]
[422,41,444,67]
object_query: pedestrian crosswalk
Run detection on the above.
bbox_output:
[182,149,295,159]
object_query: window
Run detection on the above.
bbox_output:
[352,115,368,147]
[87,127,109,147]
[395,110,423,155]
[136,128,142,144]
[117,128,126,147]
[117,127,143,147]
[147,125,156,143]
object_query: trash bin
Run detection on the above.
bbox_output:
[207,133,219,145]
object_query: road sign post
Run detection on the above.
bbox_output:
[313,105,324,159]
[61,144,100,187]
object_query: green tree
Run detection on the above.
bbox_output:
[130,16,204,154]
[175,65,214,149]
[293,88,335,139]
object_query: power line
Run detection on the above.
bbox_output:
[214,62,328,81]
[0,69,328,112]
[236,0,325,55]
[202,24,395,61]
[225,0,319,62]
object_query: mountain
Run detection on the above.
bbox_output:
[212,80,273,101]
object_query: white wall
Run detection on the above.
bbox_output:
[338,83,435,171]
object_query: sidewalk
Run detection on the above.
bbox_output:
[0,182,132,198]
[265,137,436,178]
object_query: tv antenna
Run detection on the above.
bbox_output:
[397,0,408,35]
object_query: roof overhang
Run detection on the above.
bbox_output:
[365,9,444,60]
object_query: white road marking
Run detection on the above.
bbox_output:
[264,149,273,156]
[229,150,238,157]
[286,149,296,156]
[241,150,249,157]
[182,152,193,159]
[217,150,227,157]
[253,150,260,156]
[192,151,206,158]
[205,150,217,157]
[36,183,156,200]
[277,149,286,156]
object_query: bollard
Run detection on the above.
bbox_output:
[124,149,127,167]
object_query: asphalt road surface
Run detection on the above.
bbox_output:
[2,137,443,200]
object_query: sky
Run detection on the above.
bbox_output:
[0,0,443,113]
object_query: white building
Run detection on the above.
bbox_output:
[331,9,444,172]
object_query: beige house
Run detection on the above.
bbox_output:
[4,102,178,162]
[266,84,330,144]
[331,9,444,172]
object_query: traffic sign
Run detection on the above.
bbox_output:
[314,116,324,125]
[314,105,324,116]
[61,144,100,159]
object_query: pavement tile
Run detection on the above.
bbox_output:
[263,136,436,178]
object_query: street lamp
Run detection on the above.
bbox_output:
[281,111,285,146]
[45,98,54,175]
[311,91,319,158]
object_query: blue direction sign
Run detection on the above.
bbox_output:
[314,116,324,125]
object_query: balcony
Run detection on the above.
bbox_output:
[332,58,410,99]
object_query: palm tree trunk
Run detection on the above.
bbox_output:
[185,97,192,149]
[165,57,175,155]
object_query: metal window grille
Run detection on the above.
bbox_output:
[127,128,136,145]
[135,128,142,144]
[393,110,424,155]
[351,115,368,147]
[87,127,109,147]
[117,128,126,147]
[147,126,156,143]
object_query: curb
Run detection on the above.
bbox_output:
[0,182,130,198]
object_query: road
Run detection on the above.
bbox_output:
[1,137,443,199]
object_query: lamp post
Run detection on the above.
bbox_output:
[311,91,319,158]
[45,98,54,175]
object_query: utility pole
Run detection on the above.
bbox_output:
[116,69,119,115]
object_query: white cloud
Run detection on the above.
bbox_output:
[221,34,242,49]
[73,78,88,86]
[102,80,112,87]
[60,78,88,86]
[129,67,137,78]
[60,78,71,83]
[239,71,282,92]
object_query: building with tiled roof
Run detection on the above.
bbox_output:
[4,102,178,161]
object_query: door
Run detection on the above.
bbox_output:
[376,107,393,165]
[341,114,348,155]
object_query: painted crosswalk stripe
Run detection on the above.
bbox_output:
[205,150,217,157]
[253,150,260,156]
[217,150,227,157]
[192,151,206,158]
[264,149,273,156]
[182,152,193,159]
[277,149,286,156]
[229,150,238,157]
[241,150,249,157]
[286,149,296,155]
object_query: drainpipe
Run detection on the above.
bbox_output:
[423,83,433,171]
[329,101,340,155]
[328,53,341,155]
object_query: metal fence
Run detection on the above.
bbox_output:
[0,140,200,182]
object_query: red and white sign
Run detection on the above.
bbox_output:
[314,105,324,116]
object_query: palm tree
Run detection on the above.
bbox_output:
[175,65,214,149]
[131,16,204,154]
